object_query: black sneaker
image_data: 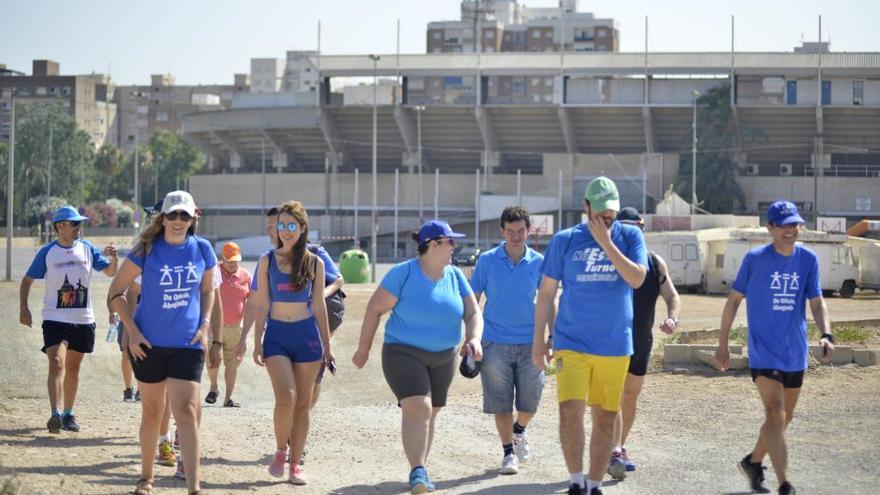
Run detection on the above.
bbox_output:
[223,399,240,408]
[47,414,62,434]
[123,388,134,402]
[567,484,585,495]
[61,414,80,432]
[778,481,796,495]
[738,454,770,493]
[134,389,141,402]
[589,488,604,495]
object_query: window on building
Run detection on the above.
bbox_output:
[532,77,540,86]
[156,111,169,122]
[485,30,494,39]
[433,32,442,39]
[533,30,541,38]
[597,28,607,37]
[61,86,71,96]
[18,87,30,96]
[545,77,553,86]
[546,30,553,38]
[49,86,57,95]
[36,87,47,95]
[853,80,864,105]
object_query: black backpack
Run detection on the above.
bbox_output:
[308,245,345,332]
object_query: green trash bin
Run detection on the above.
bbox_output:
[339,249,370,283]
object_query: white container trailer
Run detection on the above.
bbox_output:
[848,237,880,291]
[644,232,704,292]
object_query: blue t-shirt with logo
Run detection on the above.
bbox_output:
[470,243,543,345]
[731,244,821,372]
[380,258,473,352]
[128,236,217,349]
[542,222,648,357]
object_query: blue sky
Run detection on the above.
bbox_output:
[2,0,877,85]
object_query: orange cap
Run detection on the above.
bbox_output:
[222,241,242,262]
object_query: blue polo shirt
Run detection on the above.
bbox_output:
[732,244,821,372]
[542,222,647,357]
[470,242,543,345]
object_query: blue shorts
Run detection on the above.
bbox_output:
[263,317,323,363]
[480,342,545,414]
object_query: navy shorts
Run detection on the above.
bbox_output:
[750,368,805,389]
[42,320,96,354]
[263,317,323,363]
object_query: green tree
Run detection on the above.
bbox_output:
[143,130,204,205]
[675,84,766,213]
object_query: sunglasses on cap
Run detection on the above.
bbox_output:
[277,221,299,232]
[165,211,193,222]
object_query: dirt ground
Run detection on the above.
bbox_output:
[1,279,879,495]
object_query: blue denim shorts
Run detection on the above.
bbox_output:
[263,317,323,363]
[480,342,545,414]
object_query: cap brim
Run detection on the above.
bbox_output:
[448,232,466,238]
[778,215,805,226]
[55,215,90,223]
[225,254,242,262]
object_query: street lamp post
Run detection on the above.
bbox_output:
[369,54,380,283]
[130,92,149,234]
[5,91,16,281]
[414,105,425,224]
[691,90,700,215]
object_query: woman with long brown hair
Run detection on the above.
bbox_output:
[250,200,333,485]
[108,191,217,495]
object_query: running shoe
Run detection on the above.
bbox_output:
[158,440,176,467]
[621,448,637,472]
[47,414,62,434]
[409,466,431,495]
[500,453,519,475]
[223,399,240,408]
[513,430,531,462]
[589,488,604,495]
[205,390,219,404]
[289,463,308,485]
[61,414,80,432]
[268,449,286,478]
[123,388,135,402]
[607,452,627,481]
[738,454,770,493]
[134,389,141,402]
[778,481,796,495]
[567,483,585,495]
[174,454,185,480]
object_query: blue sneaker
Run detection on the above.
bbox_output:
[621,448,637,472]
[61,414,80,432]
[409,466,431,494]
[607,452,627,481]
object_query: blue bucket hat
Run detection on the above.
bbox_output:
[767,200,805,226]
[52,206,89,224]
[418,220,466,247]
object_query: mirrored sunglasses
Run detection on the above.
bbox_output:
[277,221,299,233]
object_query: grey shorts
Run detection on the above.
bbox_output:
[381,344,457,407]
[480,342,545,414]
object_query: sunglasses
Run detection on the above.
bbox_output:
[165,211,193,222]
[59,221,82,227]
[277,221,299,232]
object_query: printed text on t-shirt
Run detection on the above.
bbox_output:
[160,262,200,309]
[770,270,800,312]
[573,248,619,282]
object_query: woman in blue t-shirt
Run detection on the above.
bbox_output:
[108,190,216,495]
[352,220,484,494]
[249,200,333,485]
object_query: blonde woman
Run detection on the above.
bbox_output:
[108,191,217,495]
[251,201,333,485]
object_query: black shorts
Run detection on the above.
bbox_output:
[628,326,653,377]
[130,346,205,384]
[42,320,96,354]
[750,368,805,389]
[382,344,456,407]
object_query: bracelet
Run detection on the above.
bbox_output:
[109,293,126,303]
[820,333,835,344]
[211,341,224,346]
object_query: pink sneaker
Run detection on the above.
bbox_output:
[289,463,308,485]
[268,450,286,478]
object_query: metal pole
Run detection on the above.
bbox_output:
[261,139,267,214]
[154,154,159,204]
[354,168,359,245]
[516,169,522,206]
[5,93,15,281]
[416,106,424,224]
[370,54,380,283]
[434,168,439,219]
[642,168,647,214]
[558,169,563,228]
[396,18,401,105]
[691,92,699,215]
[393,168,399,258]
[317,20,322,108]
[814,15,822,222]
[47,126,52,198]
[475,169,480,250]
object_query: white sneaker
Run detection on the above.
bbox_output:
[500,453,519,475]
[513,431,531,462]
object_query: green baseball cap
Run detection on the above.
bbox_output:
[584,176,620,213]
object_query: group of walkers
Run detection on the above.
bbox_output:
[19,175,836,495]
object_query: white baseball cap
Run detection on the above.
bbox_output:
[161,190,197,217]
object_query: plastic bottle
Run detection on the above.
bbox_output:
[106,314,120,343]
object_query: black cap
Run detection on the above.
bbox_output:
[616,207,644,225]
[458,355,481,379]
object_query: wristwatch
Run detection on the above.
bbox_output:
[820,333,835,344]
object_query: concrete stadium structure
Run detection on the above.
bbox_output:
[183,51,880,258]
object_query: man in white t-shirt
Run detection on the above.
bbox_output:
[20,206,118,433]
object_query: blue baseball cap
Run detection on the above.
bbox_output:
[767,200,805,226]
[418,220,466,246]
[52,206,89,224]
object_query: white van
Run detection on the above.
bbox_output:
[645,233,704,292]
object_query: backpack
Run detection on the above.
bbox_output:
[308,245,345,332]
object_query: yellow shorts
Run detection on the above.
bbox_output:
[555,350,630,412]
[221,323,243,366]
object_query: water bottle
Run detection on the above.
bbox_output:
[106,315,120,343]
